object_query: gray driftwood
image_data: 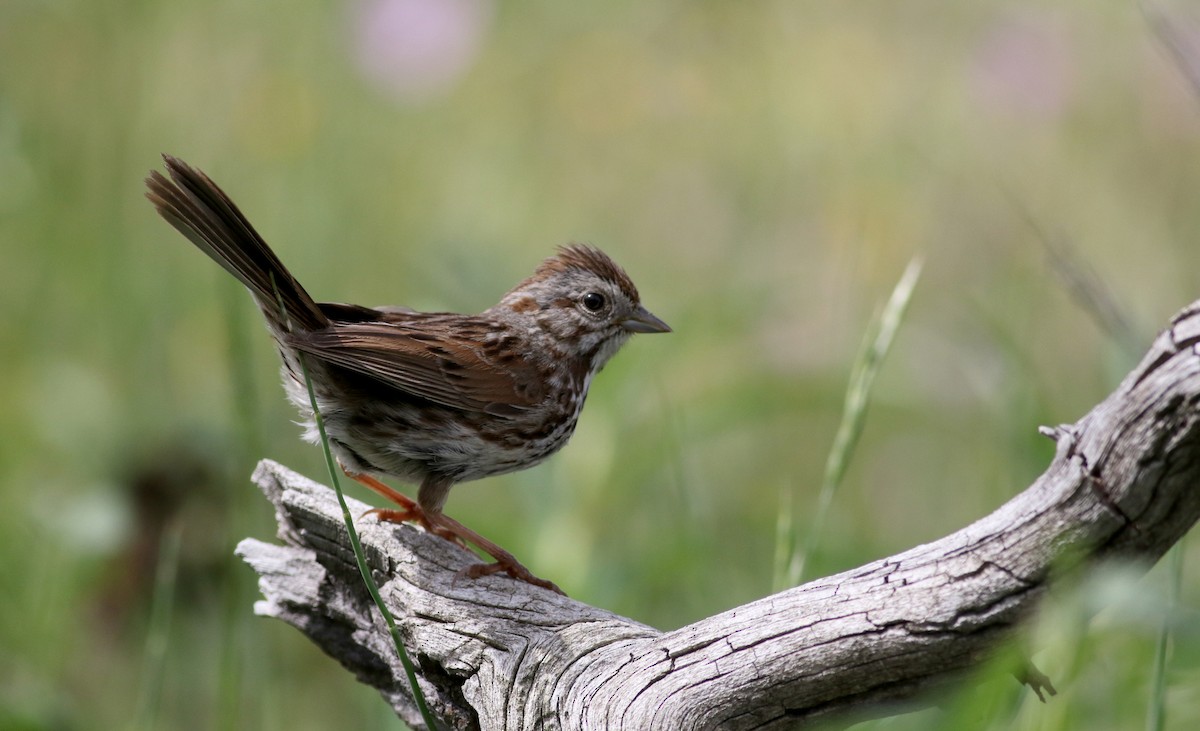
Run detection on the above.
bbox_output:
[235,300,1200,730]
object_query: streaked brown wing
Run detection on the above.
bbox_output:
[285,321,544,415]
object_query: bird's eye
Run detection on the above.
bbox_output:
[581,292,607,313]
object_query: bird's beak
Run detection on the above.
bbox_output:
[621,306,672,334]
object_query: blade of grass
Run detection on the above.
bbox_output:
[1146,541,1185,731]
[130,519,183,731]
[218,279,261,731]
[1142,12,1199,727]
[1010,184,1179,730]
[223,277,265,463]
[784,257,922,587]
[1040,221,1184,731]
[296,353,439,728]
[1012,202,1142,359]
[1146,2,1200,101]
[270,275,439,729]
[771,482,796,591]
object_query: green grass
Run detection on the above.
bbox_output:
[131,519,183,731]
[1147,544,1186,731]
[272,270,436,727]
[295,349,439,730]
[776,256,922,590]
[3,1,1200,729]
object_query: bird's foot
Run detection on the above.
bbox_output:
[456,558,564,595]
[431,512,565,595]
[364,507,465,547]
[341,467,562,595]
[344,469,466,546]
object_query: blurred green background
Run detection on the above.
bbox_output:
[3,0,1200,729]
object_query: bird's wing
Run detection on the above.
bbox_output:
[285,320,545,416]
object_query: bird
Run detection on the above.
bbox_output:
[145,155,670,593]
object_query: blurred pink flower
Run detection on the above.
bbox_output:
[353,0,493,102]
[970,12,1076,122]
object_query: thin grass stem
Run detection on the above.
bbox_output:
[218,278,261,731]
[296,353,439,728]
[1139,11,1200,728]
[1147,540,1185,731]
[271,276,439,729]
[130,519,183,731]
[787,257,922,586]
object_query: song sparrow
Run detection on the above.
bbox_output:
[145,155,669,594]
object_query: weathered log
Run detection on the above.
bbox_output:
[236,300,1200,730]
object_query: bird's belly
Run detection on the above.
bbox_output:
[313,400,582,485]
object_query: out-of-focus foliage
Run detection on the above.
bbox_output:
[2,0,1199,728]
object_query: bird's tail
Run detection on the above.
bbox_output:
[145,154,328,333]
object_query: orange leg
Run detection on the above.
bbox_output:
[344,470,417,510]
[365,508,464,545]
[342,467,562,595]
[342,469,465,545]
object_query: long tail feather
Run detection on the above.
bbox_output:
[145,155,328,332]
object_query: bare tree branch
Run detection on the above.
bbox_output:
[236,300,1200,730]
